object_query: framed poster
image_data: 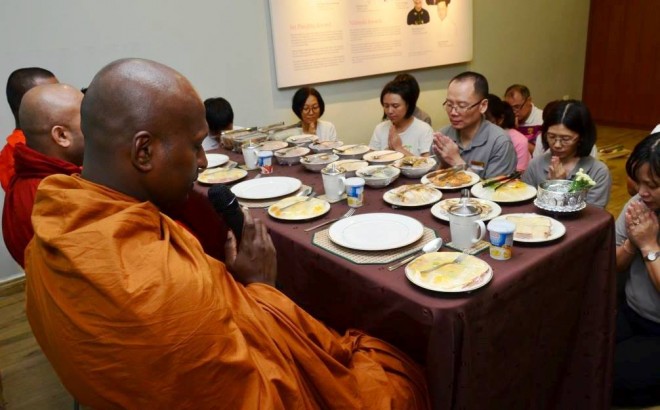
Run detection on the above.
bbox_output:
[269,0,473,88]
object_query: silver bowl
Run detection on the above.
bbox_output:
[534,179,588,213]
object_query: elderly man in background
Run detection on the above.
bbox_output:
[0,67,58,190]
[2,83,83,267]
[25,58,429,409]
[433,71,517,179]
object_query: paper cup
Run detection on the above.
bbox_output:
[487,220,516,260]
[257,151,273,174]
[345,177,365,207]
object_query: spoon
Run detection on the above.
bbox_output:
[387,237,444,271]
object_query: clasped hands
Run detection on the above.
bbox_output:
[625,200,659,253]
[432,132,464,167]
[225,208,277,287]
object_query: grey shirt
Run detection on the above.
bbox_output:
[439,120,517,179]
[522,153,612,208]
[616,195,660,323]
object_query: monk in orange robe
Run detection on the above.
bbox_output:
[1,67,58,190]
[25,59,429,409]
[2,84,84,267]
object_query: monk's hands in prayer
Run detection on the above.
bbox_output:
[548,156,567,180]
[225,208,277,287]
[626,200,659,252]
[433,132,464,167]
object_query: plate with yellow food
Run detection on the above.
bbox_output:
[430,198,501,222]
[470,179,537,203]
[268,196,330,221]
[421,170,480,190]
[490,213,565,243]
[383,184,443,207]
[405,252,493,293]
[197,167,248,185]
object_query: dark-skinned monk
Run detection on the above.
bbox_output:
[1,67,58,191]
[2,83,83,267]
[24,59,429,409]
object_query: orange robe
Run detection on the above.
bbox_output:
[25,175,429,409]
[0,129,25,191]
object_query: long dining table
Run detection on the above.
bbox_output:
[196,148,617,409]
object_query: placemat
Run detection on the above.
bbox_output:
[312,227,438,265]
[445,239,490,255]
[238,185,312,209]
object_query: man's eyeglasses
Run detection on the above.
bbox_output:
[511,97,528,112]
[443,100,482,114]
[546,133,578,145]
[302,105,320,113]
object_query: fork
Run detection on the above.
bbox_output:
[419,253,467,274]
[304,208,356,232]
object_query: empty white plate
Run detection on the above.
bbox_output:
[328,213,424,251]
[205,153,230,168]
[231,176,302,200]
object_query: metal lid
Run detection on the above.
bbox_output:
[322,162,345,175]
[449,203,481,217]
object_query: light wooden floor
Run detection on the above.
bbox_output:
[0,125,655,410]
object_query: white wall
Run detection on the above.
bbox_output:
[0,0,590,280]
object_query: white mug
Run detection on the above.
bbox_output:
[242,144,259,169]
[448,205,486,250]
[321,167,346,202]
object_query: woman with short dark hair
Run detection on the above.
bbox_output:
[291,87,337,141]
[521,100,611,207]
[369,79,433,157]
[613,132,660,407]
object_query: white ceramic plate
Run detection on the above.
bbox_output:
[328,213,424,251]
[383,185,443,207]
[471,180,537,203]
[257,141,288,151]
[363,150,405,163]
[231,176,302,200]
[205,153,230,168]
[405,252,493,293]
[333,144,371,156]
[286,134,318,145]
[421,170,480,190]
[268,197,330,221]
[490,213,566,243]
[197,168,248,185]
[431,198,502,222]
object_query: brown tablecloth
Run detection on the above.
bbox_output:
[196,150,616,409]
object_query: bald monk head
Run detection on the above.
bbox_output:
[19,83,85,166]
[6,67,58,128]
[80,59,208,209]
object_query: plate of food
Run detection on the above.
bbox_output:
[363,150,405,164]
[490,213,565,243]
[268,196,330,221]
[231,176,302,200]
[383,184,443,207]
[332,144,371,159]
[197,167,248,185]
[392,156,437,178]
[328,213,424,251]
[257,140,288,152]
[405,252,493,293]
[205,153,230,168]
[331,159,369,177]
[421,170,480,190]
[431,198,501,222]
[286,134,319,146]
[471,180,537,203]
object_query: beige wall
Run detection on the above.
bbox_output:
[0,0,590,280]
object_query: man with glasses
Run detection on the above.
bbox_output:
[505,84,544,155]
[433,71,517,179]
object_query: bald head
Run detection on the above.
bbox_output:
[19,83,84,166]
[6,67,58,128]
[80,59,208,209]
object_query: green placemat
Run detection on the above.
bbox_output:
[312,227,438,265]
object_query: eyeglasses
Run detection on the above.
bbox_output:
[546,132,578,145]
[443,100,482,114]
[302,105,320,113]
[510,97,528,112]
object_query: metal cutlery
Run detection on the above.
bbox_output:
[387,237,443,271]
[278,193,317,211]
[419,253,467,274]
[370,151,398,160]
[304,208,356,232]
[202,162,238,175]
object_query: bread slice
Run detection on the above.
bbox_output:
[506,216,551,240]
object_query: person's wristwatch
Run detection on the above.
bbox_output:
[644,251,660,261]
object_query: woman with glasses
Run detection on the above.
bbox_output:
[291,87,337,141]
[369,79,434,157]
[521,99,611,208]
[613,132,660,406]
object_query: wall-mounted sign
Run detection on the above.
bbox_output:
[269,0,473,88]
